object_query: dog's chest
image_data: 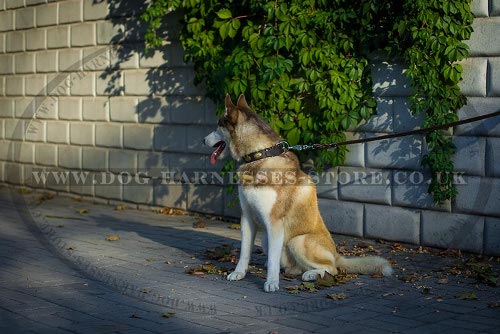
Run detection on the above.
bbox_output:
[239,186,277,222]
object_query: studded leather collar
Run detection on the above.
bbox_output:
[241,141,289,164]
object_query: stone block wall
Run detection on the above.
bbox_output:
[0,0,499,255]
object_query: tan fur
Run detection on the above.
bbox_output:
[206,94,392,291]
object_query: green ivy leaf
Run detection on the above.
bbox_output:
[216,9,232,19]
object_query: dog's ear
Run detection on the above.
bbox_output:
[236,94,249,109]
[225,94,236,109]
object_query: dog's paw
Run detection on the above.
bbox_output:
[302,269,325,281]
[227,271,245,281]
[264,280,280,292]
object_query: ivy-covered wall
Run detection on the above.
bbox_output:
[0,0,498,255]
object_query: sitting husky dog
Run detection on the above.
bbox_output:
[204,94,392,292]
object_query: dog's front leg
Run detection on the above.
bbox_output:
[227,209,256,281]
[264,223,284,292]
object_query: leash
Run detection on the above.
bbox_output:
[241,110,500,163]
[283,109,500,152]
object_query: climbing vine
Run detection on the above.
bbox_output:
[141,0,473,203]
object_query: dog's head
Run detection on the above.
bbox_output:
[204,94,281,165]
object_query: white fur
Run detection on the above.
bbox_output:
[336,256,392,276]
[302,269,326,281]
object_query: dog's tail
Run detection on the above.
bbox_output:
[336,256,392,276]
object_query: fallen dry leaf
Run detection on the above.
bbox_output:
[438,278,449,285]
[371,274,384,278]
[77,209,89,214]
[130,314,142,319]
[229,224,241,230]
[161,312,175,318]
[67,246,75,251]
[488,302,500,308]
[115,205,128,211]
[105,235,120,241]
[326,293,347,301]
[456,292,477,300]
[193,220,207,228]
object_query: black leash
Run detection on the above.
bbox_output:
[241,110,500,163]
[284,110,500,152]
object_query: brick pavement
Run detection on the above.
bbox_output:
[0,185,499,333]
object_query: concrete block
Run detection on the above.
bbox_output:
[0,10,13,31]
[69,72,95,96]
[5,75,24,96]
[458,57,487,96]
[6,31,24,52]
[96,70,124,95]
[137,151,167,178]
[365,134,422,170]
[36,51,58,73]
[47,74,71,96]
[58,97,81,120]
[318,198,364,236]
[186,183,224,215]
[471,0,489,17]
[467,17,500,56]
[454,176,500,216]
[357,98,393,133]
[455,97,500,136]
[13,141,34,163]
[0,98,14,117]
[96,123,121,148]
[82,147,107,171]
[58,49,82,72]
[371,54,412,97]
[26,28,46,50]
[365,204,420,244]
[0,140,12,161]
[4,119,23,140]
[316,167,339,200]
[343,132,364,167]
[71,23,96,47]
[58,145,81,169]
[393,97,425,132]
[123,124,153,150]
[47,26,69,49]
[25,75,46,95]
[167,152,205,173]
[137,96,169,124]
[4,162,23,184]
[392,170,451,211]
[25,120,45,142]
[70,171,94,196]
[224,187,241,217]
[486,137,500,177]
[34,97,57,119]
[123,70,150,95]
[59,0,82,24]
[0,54,14,74]
[15,98,33,118]
[485,217,500,256]
[47,121,69,144]
[186,126,213,154]
[0,34,4,54]
[96,21,122,44]
[492,0,500,16]
[6,0,23,9]
[94,172,121,200]
[36,3,58,27]
[123,180,153,205]
[338,167,391,205]
[83,0,109,20]
[452,136,485,176]
[421,211,484,253]
[15,6,35,30]
[83,47,110,71]
[110,49,139,69]
[26,0,46,5]
[109,96,138,122]
[82,97,109,121]
[153,179,187,210]
[168,42,187,67]
[170,96,205,124]
[153,125,187,152]
[139,50,167,68]
[70,122,94,146]
[109,149,136,174]
[487,58,500,96]
[35,143,57,166]
[15,53,35,74]
[205,99,218,124]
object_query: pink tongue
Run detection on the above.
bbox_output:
[210,142,225,165]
